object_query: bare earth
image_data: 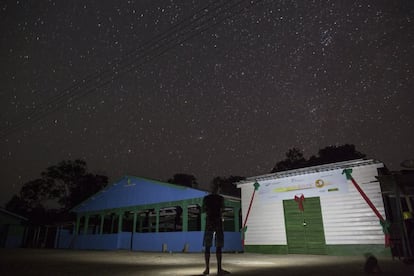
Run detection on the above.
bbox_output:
[0,249,412,276]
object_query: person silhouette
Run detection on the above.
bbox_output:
[202,183,230,275]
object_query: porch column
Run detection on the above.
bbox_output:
[118,212,123,233]
[182,203,188,232]
[234,206,240,232]
[54,226,61,248]
[99,214,104,235]
[138,212,143,232]
[42,226,49,248]
[83,215,89,235]
[132,212,137,233]
[75,216,81,235]
[155,207,160,233]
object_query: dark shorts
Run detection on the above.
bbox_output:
[203,219,224,247]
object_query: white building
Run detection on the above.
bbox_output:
[236,159,390,256]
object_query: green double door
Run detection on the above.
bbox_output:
[283,197,326,254]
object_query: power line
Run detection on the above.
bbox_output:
[1,0,231,138]
[1,0,263,139]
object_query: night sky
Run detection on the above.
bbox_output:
[1,0,413,206]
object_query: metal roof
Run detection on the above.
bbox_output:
[236,159,383,185]
[71,176,210,213]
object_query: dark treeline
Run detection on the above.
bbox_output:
[5,143,366,224]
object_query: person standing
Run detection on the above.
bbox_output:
[202,183,230,275]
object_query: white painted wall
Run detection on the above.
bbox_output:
[238,161,386,246]
[321,164,385,245]
[242,191,287,245]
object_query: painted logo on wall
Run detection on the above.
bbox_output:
[258,169,349,201]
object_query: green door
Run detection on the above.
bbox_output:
[283,197,326,254]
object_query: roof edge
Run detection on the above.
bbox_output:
[0,208,28,221]
[236,159,383,185]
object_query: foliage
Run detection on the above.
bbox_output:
[5,159,108,223]
[211,175,245,197]
[271,148,307,172]
[271,144,366,173]
[167,173,198,188]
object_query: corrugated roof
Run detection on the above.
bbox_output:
[236,159,383,185]
[71,176,209,213]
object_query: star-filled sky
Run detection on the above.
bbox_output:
[1,0,413,206]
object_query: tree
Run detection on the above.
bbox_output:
[211,176,245,197]
[271,144,367,173]
[310,144,366,165]
[271,148,307,173]
[5,159,108,222]
[167,173,198,188]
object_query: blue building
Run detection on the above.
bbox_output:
[0,208,28,248]
[56,176,242,252]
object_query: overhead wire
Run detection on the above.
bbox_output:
[1,0,230,138]
[0,0,263,139]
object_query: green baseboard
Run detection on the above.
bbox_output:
[244,244,391,256]
[244,245,288,254]
[325,245,392,256]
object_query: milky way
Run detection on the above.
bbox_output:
[1,0,413,205]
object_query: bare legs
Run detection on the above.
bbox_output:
[204,246,229,275]
[203,247,210,275]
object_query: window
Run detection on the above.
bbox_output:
[78,216,85,234]
[136,209,155,232]
[87,215,101,234]
[188,205,201,231]
[223,207,235,231]
[159,206,182,232]
[122,211,134,232]
[103,213,119,234]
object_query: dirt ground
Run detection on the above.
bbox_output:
[0,249,413,276]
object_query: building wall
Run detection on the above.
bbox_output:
[321,164,385,245]
[0,210,27,248]
[56,231,243,252]
[239,161,389,255]
[57,196,242,252]
[241,183,286,245]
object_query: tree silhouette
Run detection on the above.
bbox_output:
[5,159,108,222]
[272,144,367,173]
[307,144,366,167]
[271,148,307,173]
[167,173,198,188]
[211,176,245,197]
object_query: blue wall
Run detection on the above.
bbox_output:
[56,231,243,252]
[4,235,23,248]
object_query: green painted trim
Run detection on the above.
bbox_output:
[132,212,137,233]
[154,206,160,233]
[75,216,81,235]
[118,213,123,233]
[181,202,188,232]
[83,215,89,235]
[100,214,104,235]
[79,197,237,217]
[325,245,392,257]
[75,197,240,234]
[244,244,391,256]
[244,245,288,254]
[234,207,240,232]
